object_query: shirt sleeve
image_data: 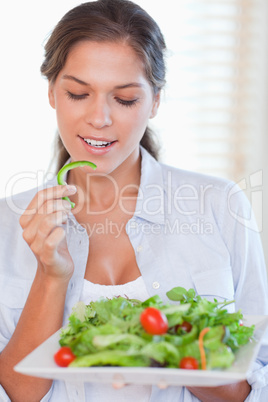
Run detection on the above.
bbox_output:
[0,328,11,399]
[0,386,11,402]
[0,385,53,402]
[218,181,268,315]
[246,356,268,401]
[0,384,54,402]
[218,182,268,396]
[0,276,55,401]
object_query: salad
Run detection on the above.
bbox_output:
[54,286,255,370]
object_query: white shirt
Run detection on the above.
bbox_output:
[1,147,268,401]
[78,277,151,402]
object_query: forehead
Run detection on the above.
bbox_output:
[60,40,148,86]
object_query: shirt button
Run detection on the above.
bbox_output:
[130,221,138,229]
[152,281,160,289]
[137,245,143,252]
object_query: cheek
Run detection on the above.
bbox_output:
[56,102,79,130]
[121,104,152,132]
[132,106,152,133]
[118,114,146,142]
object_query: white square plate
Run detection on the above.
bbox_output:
[14,315,268,387]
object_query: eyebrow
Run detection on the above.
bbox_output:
[62,74,144,89]
[62,74,89,86]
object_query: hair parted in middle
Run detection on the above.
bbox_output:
[41,0,167,167]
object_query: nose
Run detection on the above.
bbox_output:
[86,95,112,129]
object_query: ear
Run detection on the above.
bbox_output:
[48,82,56,109]
[150,91,161,119]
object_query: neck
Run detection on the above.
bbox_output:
[68,149,141,213]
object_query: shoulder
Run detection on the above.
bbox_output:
[141,146,232,191]
[159,161,232,193]
[141,146,232,193]
[0,187,36,227]
[141,147,250,218]
[0,178,56,223]
[0,180,57,278]
[157,161,252,227]
[158,161,237,212]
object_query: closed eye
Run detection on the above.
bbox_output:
[66,91,89,101]
[66,91,138,107]
[116,98,139,108]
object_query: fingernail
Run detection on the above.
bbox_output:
[112,382,125,389]
[63,200,72,209]
[158,381,168,389]
[66,185,77,194]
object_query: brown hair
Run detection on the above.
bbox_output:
[41,0,166,170]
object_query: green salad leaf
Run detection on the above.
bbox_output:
[57,286,255,370]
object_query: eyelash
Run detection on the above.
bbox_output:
[66,91,138,108]
[115,98,139,108]
[66,91,88,101]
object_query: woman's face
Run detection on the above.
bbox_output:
[48,41,160,176]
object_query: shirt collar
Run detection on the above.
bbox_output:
[50,147,166,226]
[134,147,165,225]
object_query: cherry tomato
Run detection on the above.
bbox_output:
[54,346,76,367]
[140,307,168,335]
[179,356,199,370]
[176,321,192,333]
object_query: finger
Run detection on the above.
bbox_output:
[28,185,77,214]
[38,199,72,215]
[112,374,126,389]
[157,381,168,389]
[112,382,125,389]
[20,185,76,228]
[39,226,67,268]
[27,198,72,237]
[23,209,69,250]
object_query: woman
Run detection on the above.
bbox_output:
[0,0,267,401]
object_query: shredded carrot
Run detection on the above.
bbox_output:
[199,327,210,370]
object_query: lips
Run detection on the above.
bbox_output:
[79,135,117,155]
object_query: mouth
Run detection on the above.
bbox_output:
[81,137,115,148]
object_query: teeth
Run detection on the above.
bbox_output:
[83,138,112,147]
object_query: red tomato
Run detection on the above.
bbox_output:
[54,346,76,367]
[140,307,168,335]
[176,321,192,333]
[179,356,199,370]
